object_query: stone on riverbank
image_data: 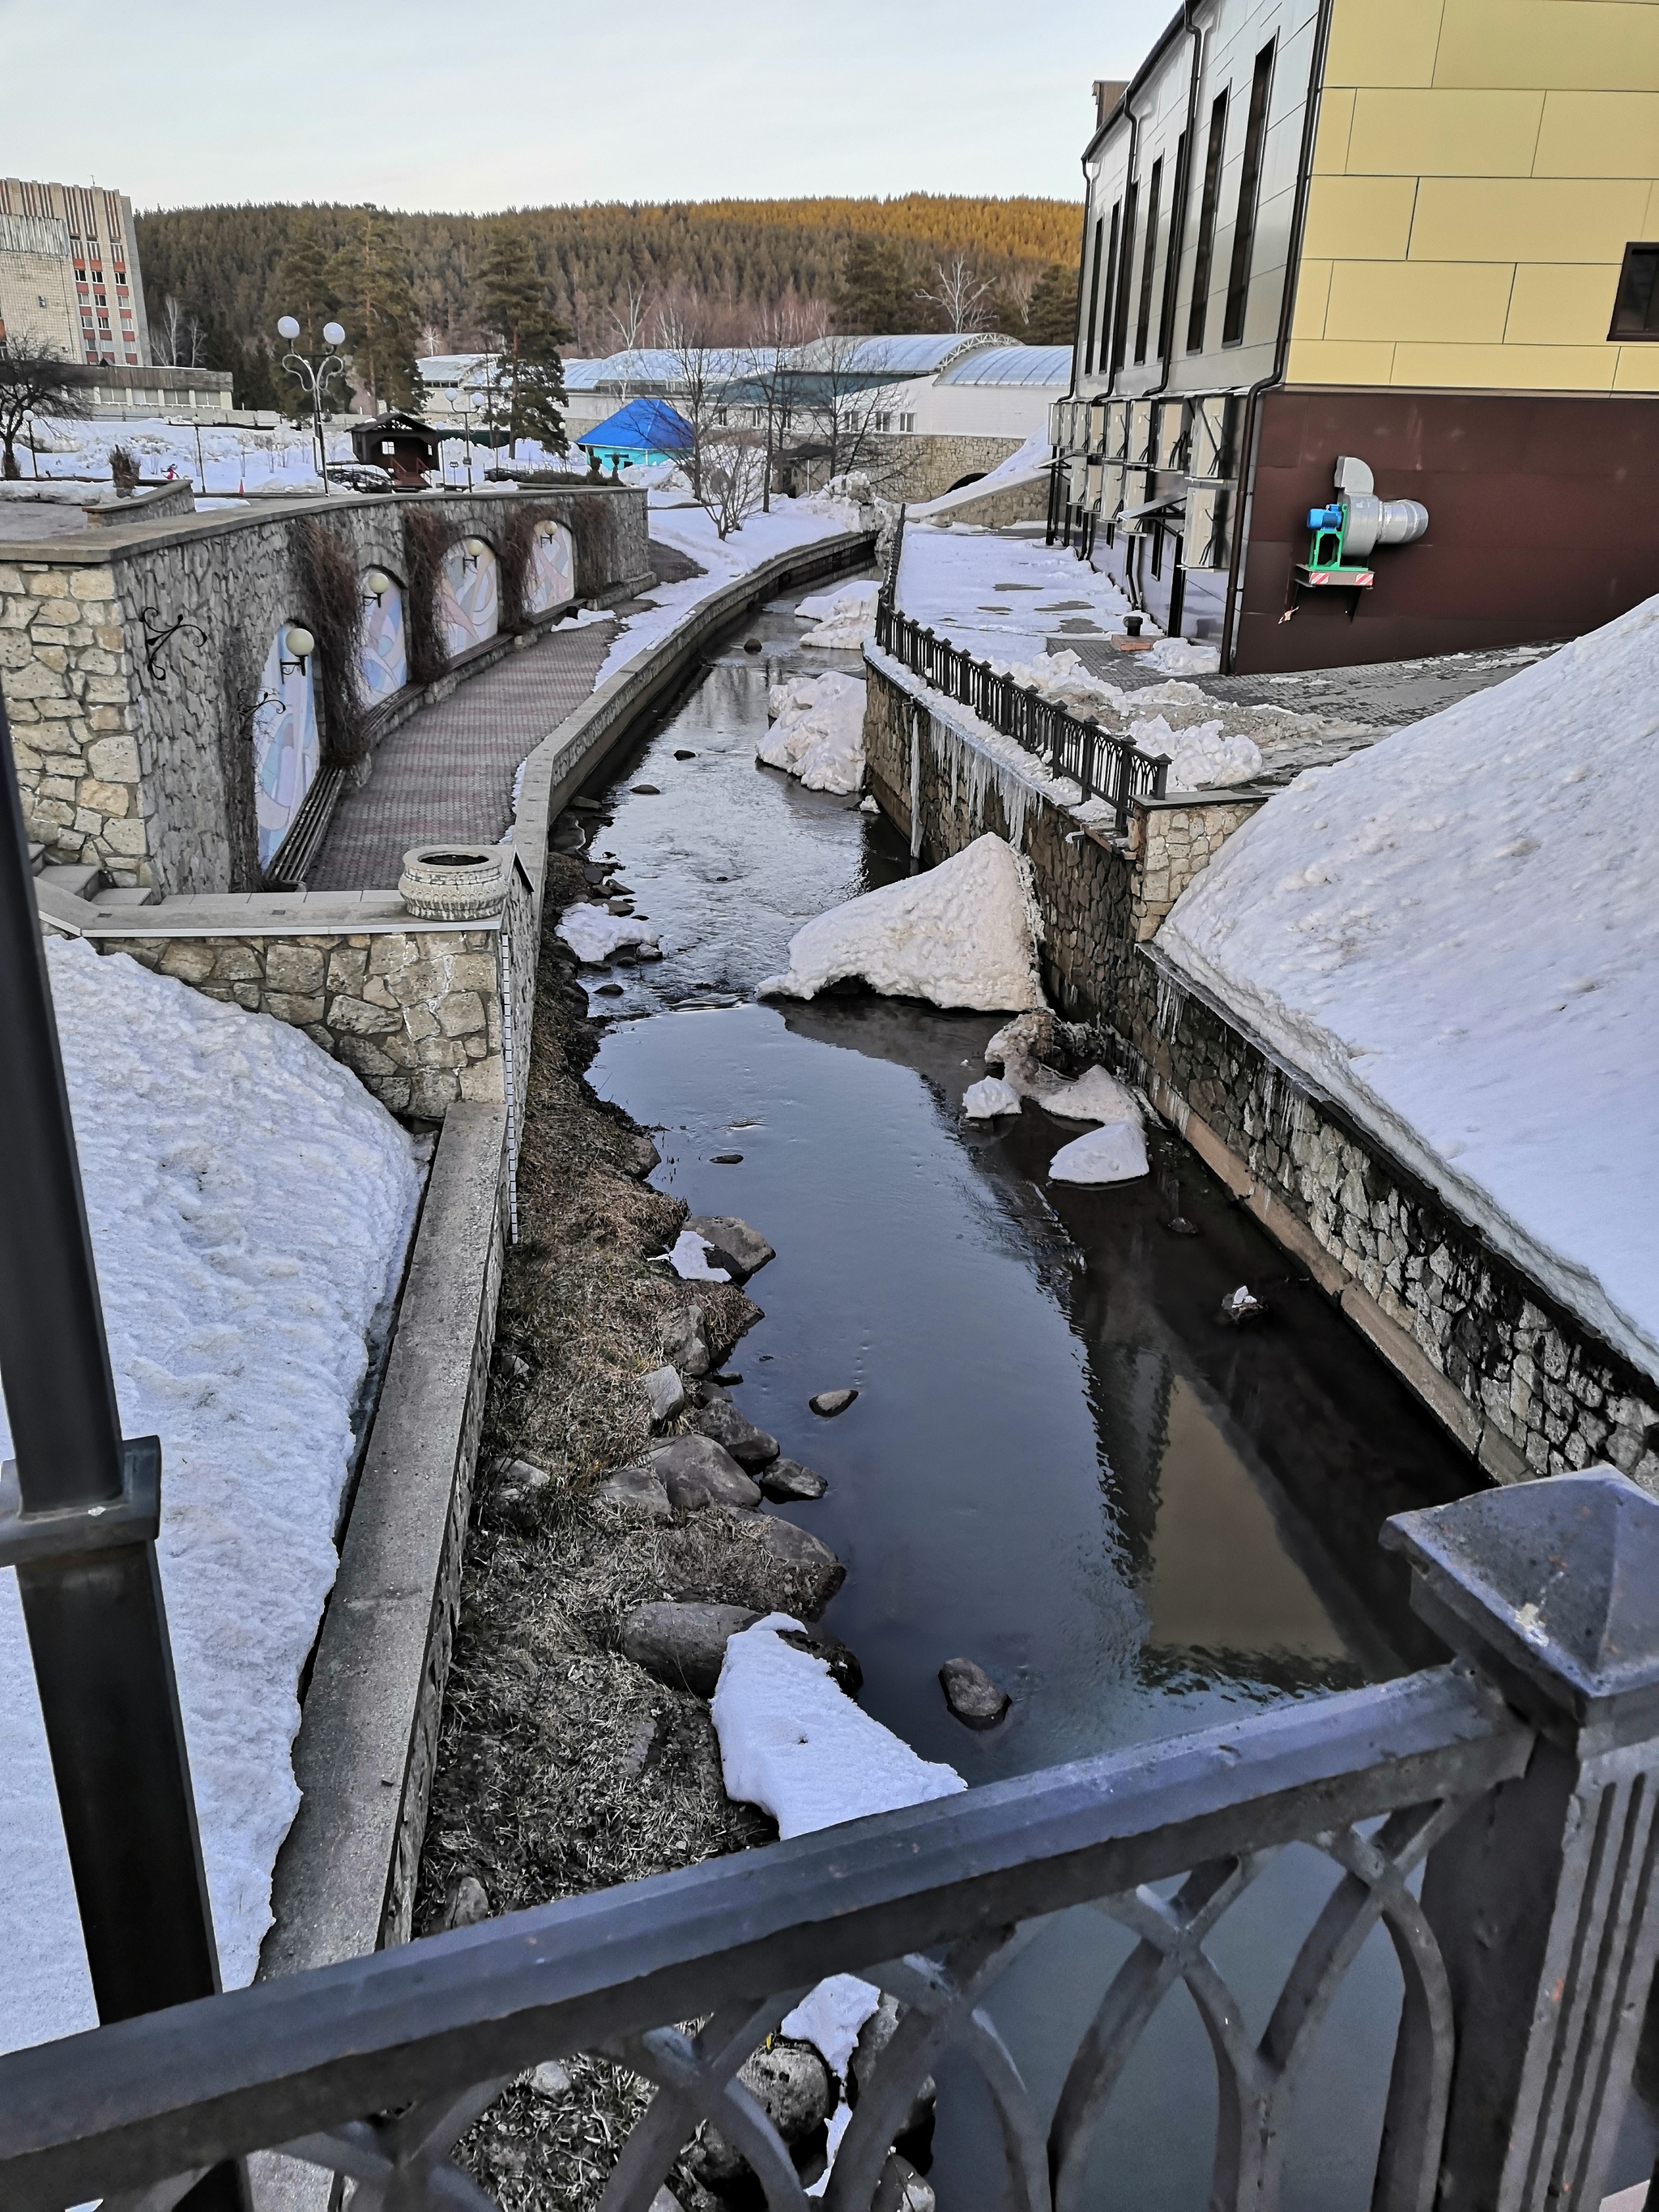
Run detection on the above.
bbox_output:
[650,1434,763,1511]
[810,1387,858,1417]
[1038,1064,1142,1124]
[660,1302,710,1376]
[645,1364,686,1426]
[694,1391,780,1467]
[691,2037,836,2194]
[760,1457,828,1502]
[683,1213,774,1281]
[555,901,661,965]
[939,1656,1011,1728]
[596,1464,674,1519]
[622,1602,762,1698]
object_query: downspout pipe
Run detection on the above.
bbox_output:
[1149,1,1207,406]
[1218,0,1337,672]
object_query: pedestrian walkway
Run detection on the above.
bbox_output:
[309,617,619,890]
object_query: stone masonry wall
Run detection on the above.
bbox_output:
[862,651,1659,1493]
[0,484,647,894]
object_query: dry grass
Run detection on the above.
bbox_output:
[415,856,804,2208]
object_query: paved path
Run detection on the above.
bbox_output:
[309,618,618,890]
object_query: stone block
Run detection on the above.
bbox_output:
[437,991,487,1038]
[457,1060,505,1103]
[264,992,326,1025]
[159,941,219,985]
[5,661,67,701]
[70,569,117,600]
[329,995,401,1038]
[266,944,326,995]
[86,735,141,780]
[77,778,130,816]
[326,946,369,992]
[207,942,262,982]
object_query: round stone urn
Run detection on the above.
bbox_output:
[398,842,509,921]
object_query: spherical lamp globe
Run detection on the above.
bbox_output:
[322,322,346,347]
[276,315,301,341]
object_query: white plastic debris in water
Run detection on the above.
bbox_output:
[0,940,422,2051]
[665,1230,731,1283]
[1048,1118,1149,1185]
[759,671,868,794]
[963,1075,1023,1120]
[1158,590,1659,1376]
[713,1614,964,1839]
[759,833,1046,1012]
[1037,1065,1142,1124]
[796,579,881,649]
[1147,637,1222,676]
[555,901,660,965]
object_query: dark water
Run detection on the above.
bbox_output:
[578,587,1653,2205]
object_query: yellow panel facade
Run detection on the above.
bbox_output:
[1321,0,1444,89]
[1324,258,1515,343]
[1346,89,1545,177]
[1304,0,1659,390]
[1300,174,1418,259]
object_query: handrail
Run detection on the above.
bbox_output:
[872,592,1170,834]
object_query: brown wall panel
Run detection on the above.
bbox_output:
[1236,386,1659,672]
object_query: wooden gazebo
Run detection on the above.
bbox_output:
[351,410,443,489]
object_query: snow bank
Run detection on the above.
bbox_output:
[1,941,421,2049]
[713,1614,964,1839]
[1159,593,1659,1378]
[1038,1065,1143,1125]
[760,672,867,793]
[1128,713,1263,791]
[759,833,1045,1012]
[1148,637,1222,676]
[896,528,1130,662]
[1050,1120,1149,1185]
[556,901,659,964]
[797,580,881,650]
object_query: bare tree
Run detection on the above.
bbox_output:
[916,253,996,335]
[794,334,908,488]
[653,303,730,501]
[0,334,89,479]
[699,429,769,539]
[608,282,650,399]
[152,294,203,368]
[740,294,825,514]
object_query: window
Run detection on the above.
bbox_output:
[1134,157,1162,364]
[1094,202,1121,381]
[1157,130,1189,364]
[1109,181,1138,377]
[1610,243,1659,339]
[900,412,916,433]
[1082,215,1105,375]
[1222,41,1276,347]
[1187,92,1227,353]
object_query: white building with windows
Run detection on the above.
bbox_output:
[0,179,150,368]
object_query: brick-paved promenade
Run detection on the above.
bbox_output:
[309,617,619,890]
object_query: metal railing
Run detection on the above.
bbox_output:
[6,1468,1659,2212]
[873,595,1170,833]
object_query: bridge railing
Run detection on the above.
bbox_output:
[873,593,1169,833]
[4,1471,1659,2212]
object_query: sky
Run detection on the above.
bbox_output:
[0,0,1175,213]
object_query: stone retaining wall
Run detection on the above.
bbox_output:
[0,484,648,894]
[862,649,1659,1493]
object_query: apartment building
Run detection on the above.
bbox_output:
[1056,0,1659,671]
[0,178,151,369]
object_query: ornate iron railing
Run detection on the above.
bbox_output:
[872,595,1170,833]
[5,1471,1659,2212]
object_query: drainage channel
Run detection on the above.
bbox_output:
[569,581,1657,2209]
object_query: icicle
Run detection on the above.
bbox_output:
[1155,974,1187,1041]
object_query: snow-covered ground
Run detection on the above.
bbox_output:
[895,524,1133,662]
[1158,594,1659,1380]
[0,942,421,2050]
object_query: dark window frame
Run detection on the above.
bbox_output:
[1157,128,1191,365]
[1187,91,1228,354]
[1134,156,1164,365]
[1222,40,1277,348]
[1609,242,1659,339]
[1095,202,1122,382]
[1109,181,1139,377]
[1082,215,1106,374]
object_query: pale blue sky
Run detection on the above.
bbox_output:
[1,0,1173,211]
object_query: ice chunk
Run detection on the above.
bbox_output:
[760,671,867,794]
[712,1613,964,1839]
[1037,1065,1141,1123]
[963,1075,1022,1120]
[556,902,660,964]
[797,580,881,648]
[759,833,1045,1012]
[1049,1118,1149,1185]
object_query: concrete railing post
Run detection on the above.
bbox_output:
[1382,1472,1659,2212]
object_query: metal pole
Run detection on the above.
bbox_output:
[0,692,248,2212]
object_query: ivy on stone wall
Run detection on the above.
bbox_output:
[215,623,262,892]
[567,495,616,604]
[495,501,560,633]
[294,518,369,768]
[402,508,463,686]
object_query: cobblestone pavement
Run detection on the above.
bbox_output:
[309,617,618,890]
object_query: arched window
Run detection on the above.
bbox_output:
[359,568,408,698]
[252,624,319,868]
[522,521,575,615]
[437,538,500,656]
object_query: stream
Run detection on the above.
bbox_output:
[573,578,1656,2207]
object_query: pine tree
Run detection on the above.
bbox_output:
[1023,262,1080,346]
[326,211,419,413]
[834,237,916,335]
[478,224,571,454]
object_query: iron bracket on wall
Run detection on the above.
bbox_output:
[138,607,208,683]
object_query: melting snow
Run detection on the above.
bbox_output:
[796,581,881,650]
[0,941,421,2049]
[556,901,659,964]
[760,672,867,794]
[1049,1119,1149,1184]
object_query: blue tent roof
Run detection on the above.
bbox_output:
[577,397,693,453]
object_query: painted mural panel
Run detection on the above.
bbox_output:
[437,541,500,657]
[523,521,576,614]
[252,629,320,869]
[360,579,408,700]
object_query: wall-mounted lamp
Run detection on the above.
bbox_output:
[363,569,392,604]
[279,624,315,676]
[463,536,488,562]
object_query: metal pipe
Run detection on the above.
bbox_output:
[0,693,247,2212]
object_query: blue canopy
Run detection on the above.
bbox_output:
[577,397,694,454]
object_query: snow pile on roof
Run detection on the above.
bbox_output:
[1159,594,1659,1378]
[1129,713,1263,791]
[714,1614,964,1838]
[759,672,867,794]
[797,580,881,649]
[1149,637,1222,676]
[1,941,421,2049]
[556,901,660,964]
[759,833,1045,1011]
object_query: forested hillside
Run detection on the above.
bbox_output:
[134,194,1081,409]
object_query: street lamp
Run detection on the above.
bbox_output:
[276,315,348,493]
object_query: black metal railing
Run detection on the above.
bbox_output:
[873,595,1170,834]
[5,1468,1659,2212]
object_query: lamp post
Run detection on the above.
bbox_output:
[276,315,348,493]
